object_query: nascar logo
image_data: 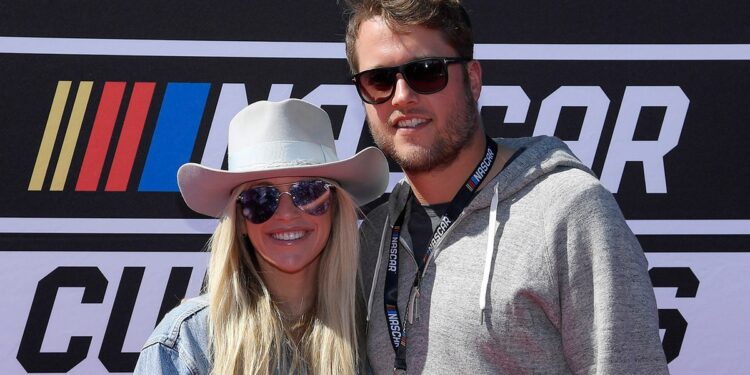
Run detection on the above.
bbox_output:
[465,146,495,191]
[28,81,210,192]
[26,80,691,196]
[26,81,371,194]
[389,226,400,272]
[386,304,402,348]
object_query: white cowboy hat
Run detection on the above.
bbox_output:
[177,99,389,218]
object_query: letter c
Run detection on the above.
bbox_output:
[17,267,107,373]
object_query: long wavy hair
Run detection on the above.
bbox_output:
[205,180,360,374]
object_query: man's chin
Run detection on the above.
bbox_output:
[393,148,455,174]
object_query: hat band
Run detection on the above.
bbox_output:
[228,141,338,171]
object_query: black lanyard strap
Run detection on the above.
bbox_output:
[383,136,498,372]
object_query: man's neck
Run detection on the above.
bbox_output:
[406,132,488,205]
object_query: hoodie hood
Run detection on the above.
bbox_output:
[469,136,594,212]
[387,135,594,220]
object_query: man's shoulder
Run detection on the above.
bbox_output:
[362,200,389,225]
[142,295,209,350]
[360,181,409,234]
[540,166,615,207]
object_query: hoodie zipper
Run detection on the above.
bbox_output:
[397,206,475,325]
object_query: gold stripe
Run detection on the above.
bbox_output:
[28,81,71,191]
[50,81,93,191]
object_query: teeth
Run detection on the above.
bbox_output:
[398,118,425,128]
[271,231,306,241]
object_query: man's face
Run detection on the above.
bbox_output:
[353,17,482,173]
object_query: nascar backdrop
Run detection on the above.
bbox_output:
[1,1,748,374]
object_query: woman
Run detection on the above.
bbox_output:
[134,99,389,374]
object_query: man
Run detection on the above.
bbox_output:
[345,0,669,374]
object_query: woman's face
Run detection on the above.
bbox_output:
[241,176,333,276]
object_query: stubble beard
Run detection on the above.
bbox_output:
[368,85,479,174]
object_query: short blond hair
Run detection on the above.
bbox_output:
[344,0,474,73]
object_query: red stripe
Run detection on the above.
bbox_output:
[105,82,156,191]
[75,82,126,191]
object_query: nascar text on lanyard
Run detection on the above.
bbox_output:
[384,136,498,372]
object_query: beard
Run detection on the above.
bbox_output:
[368,80,479,173]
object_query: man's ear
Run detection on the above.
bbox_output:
[467,59,483,101]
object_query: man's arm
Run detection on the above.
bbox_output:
[547,178,669,374]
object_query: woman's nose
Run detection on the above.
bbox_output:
[272,192,300,219]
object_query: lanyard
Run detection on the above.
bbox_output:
[383,136,497,372]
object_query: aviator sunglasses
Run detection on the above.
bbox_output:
[352,57,471,104]
[237,180,334,224]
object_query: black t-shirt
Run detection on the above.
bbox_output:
[408,198,450,269]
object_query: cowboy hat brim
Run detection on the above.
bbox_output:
[177,146,389,218]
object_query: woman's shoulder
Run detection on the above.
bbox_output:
[135,296,211,374]
[143,295,210,350]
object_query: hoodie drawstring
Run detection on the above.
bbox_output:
[366,214,390,324]
[480,185,499,324]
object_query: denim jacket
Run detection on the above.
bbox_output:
[134,296,211,375]
[133,296,308,375]
[135,295,367,374]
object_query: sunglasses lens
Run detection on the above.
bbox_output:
[238,186,279,224]
[237,180,333,224]
[404,59,448,93]
[290,180,332,216]
[354,58,456,104]
[357,68,397,104]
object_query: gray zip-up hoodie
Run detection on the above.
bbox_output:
[359,136,669,374]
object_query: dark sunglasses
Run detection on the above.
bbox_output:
[237,180,334,224]
[351,57,471,104]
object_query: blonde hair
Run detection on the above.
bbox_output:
[205,180,360,374]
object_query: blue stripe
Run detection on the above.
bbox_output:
[139,83,210,191]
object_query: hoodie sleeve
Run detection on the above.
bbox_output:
[544,174,669,375]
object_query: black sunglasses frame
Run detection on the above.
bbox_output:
[351,57,472,105]
[236,180,334,224]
